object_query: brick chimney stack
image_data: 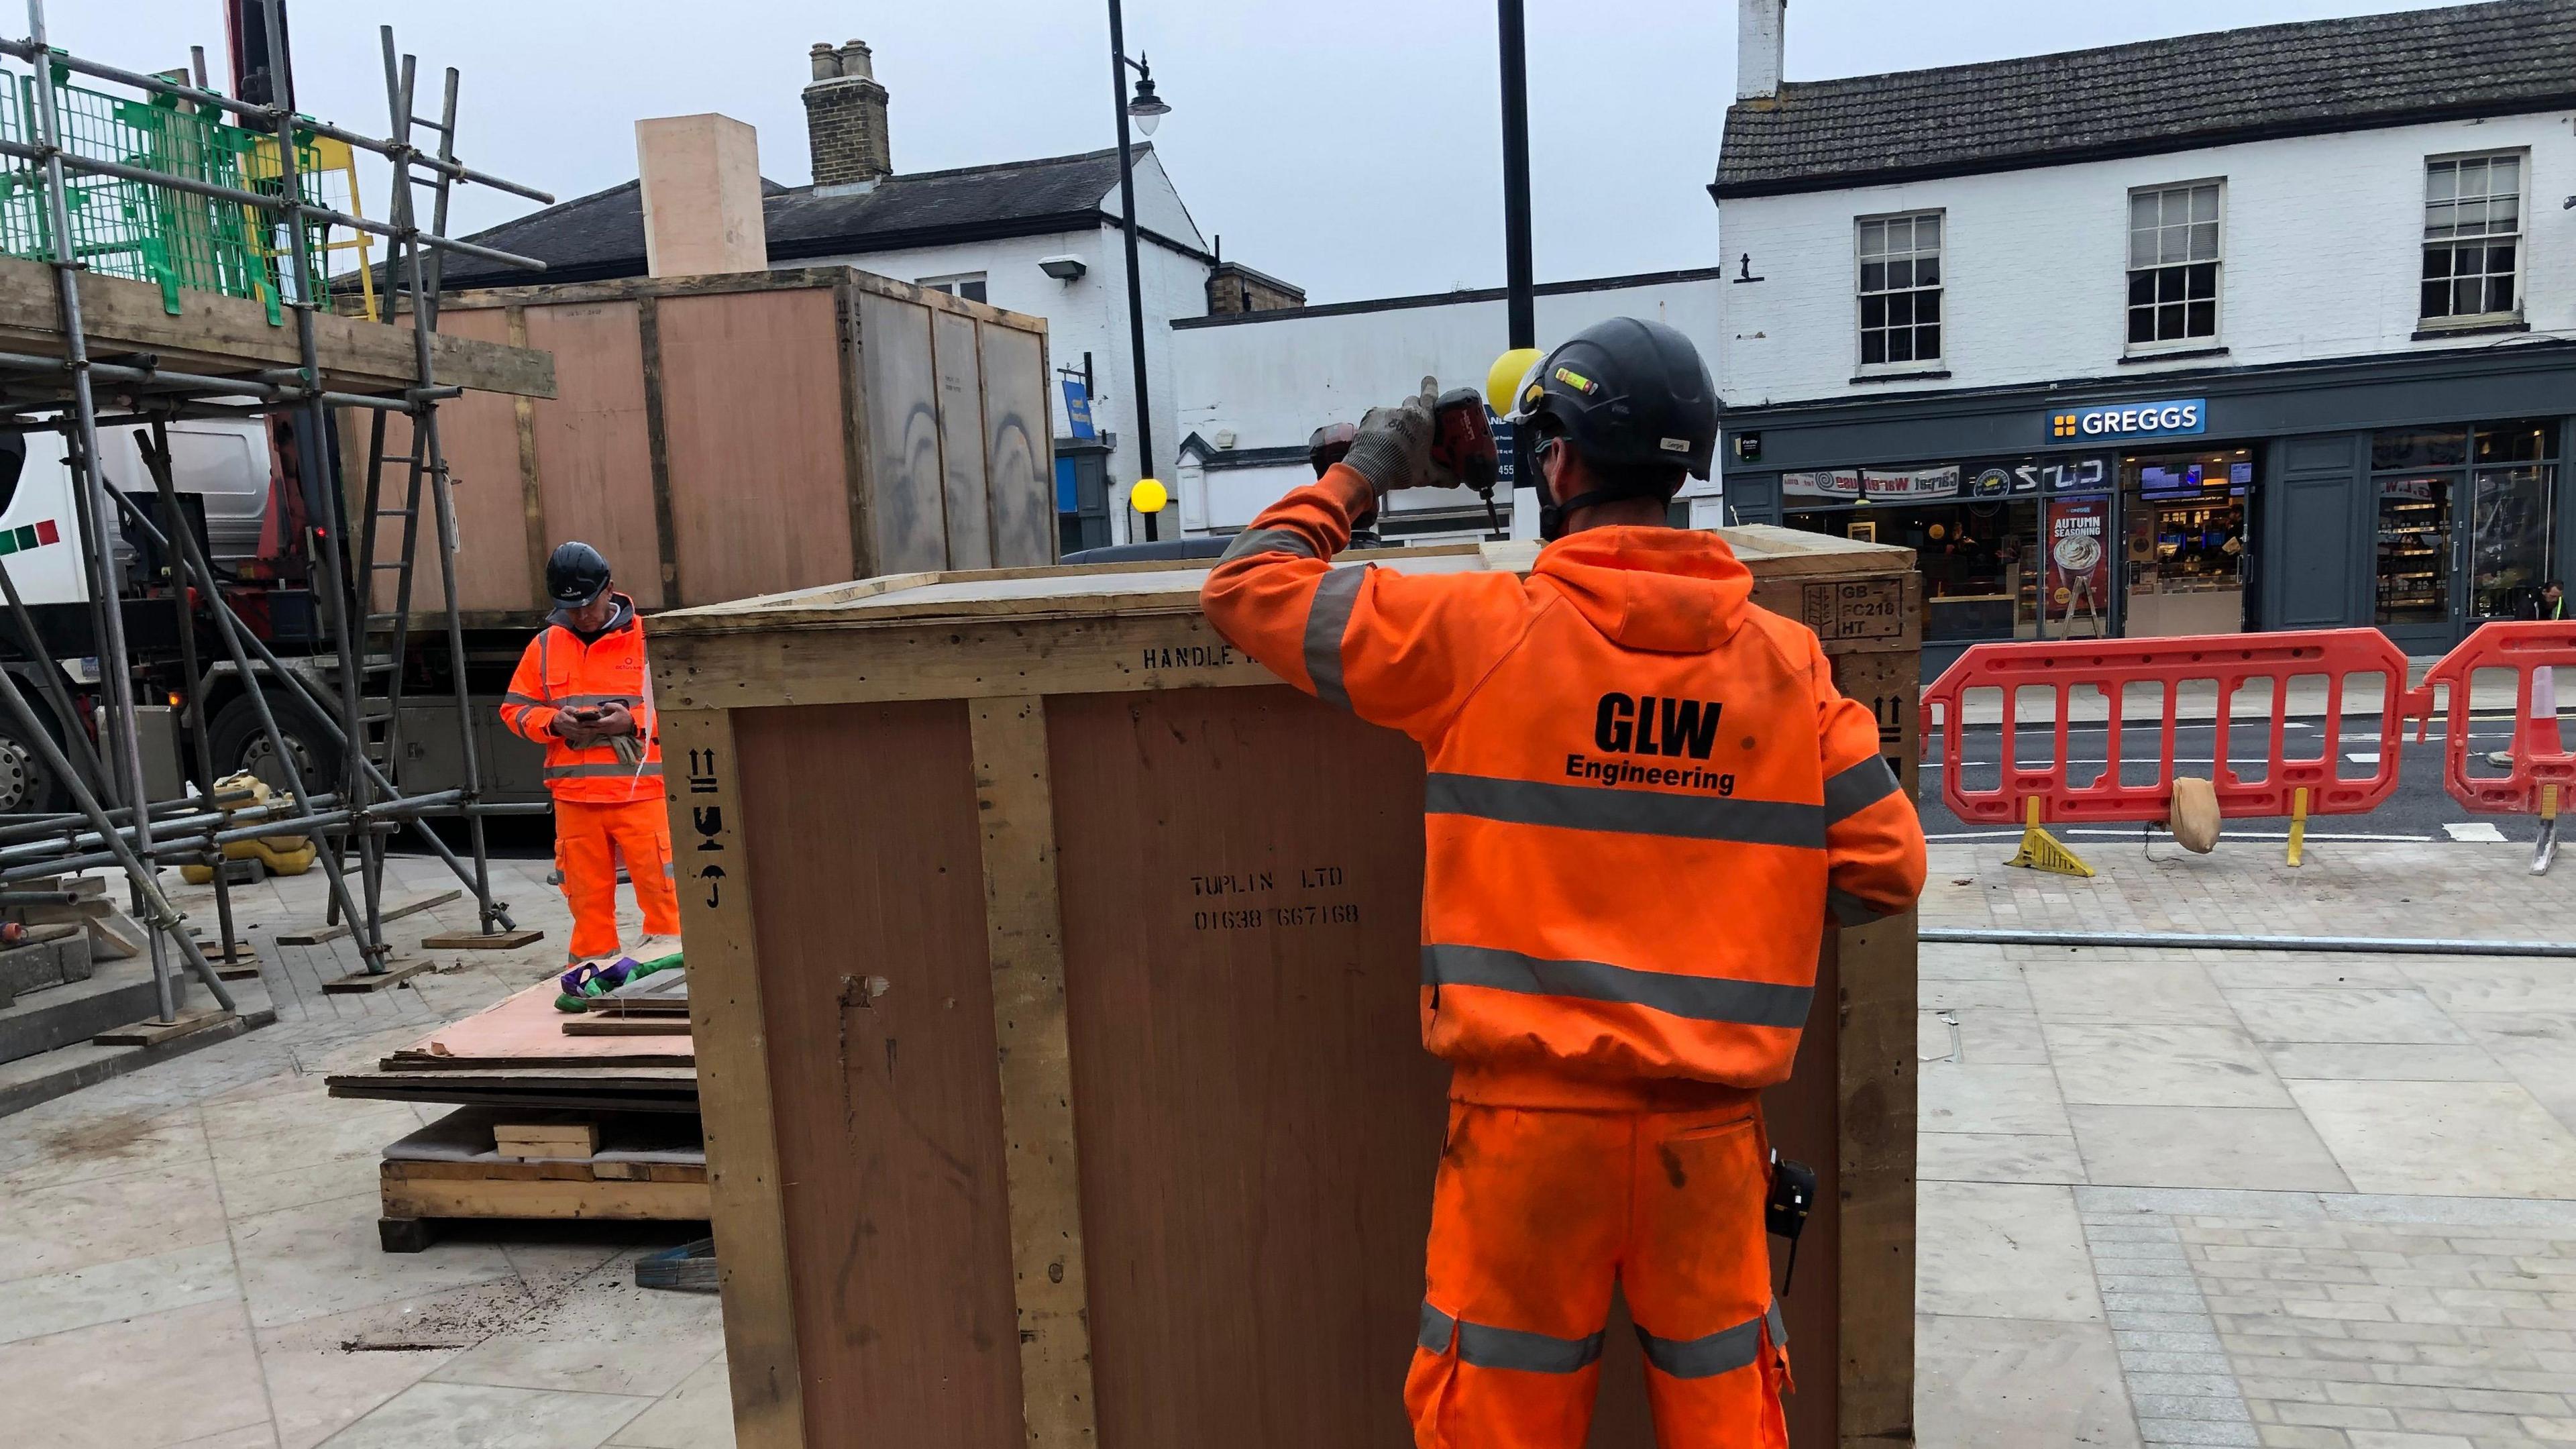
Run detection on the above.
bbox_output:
[804,39,891,189]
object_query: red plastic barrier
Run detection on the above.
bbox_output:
[1919,631,2426,825]
[2416,620,2576,815]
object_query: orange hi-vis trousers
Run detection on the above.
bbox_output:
[1405,1102,1790,1449]
[555,797,680,961]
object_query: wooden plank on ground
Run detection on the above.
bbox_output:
[281,890,464,945]
[421,927,546,949]
[93,1008,234,1046]
[968,694,1101,1449]
[321,961,434,994]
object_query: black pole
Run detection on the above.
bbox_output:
[1107,0,1157,543]
[1498,0,1536,351]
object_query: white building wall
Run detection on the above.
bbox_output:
[1172,275,1728,533]
[798,153,1214,542]
[1717,112,2576,409]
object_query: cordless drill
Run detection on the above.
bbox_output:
[1428,387,1503,533]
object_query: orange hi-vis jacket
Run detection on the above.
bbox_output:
[1201,466,1927,1110]
[499,594,663,806]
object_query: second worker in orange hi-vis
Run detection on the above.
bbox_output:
[500,541,682,965]
[1200,318,1926,1449]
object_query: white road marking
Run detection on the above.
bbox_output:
[2443,822,2508,843]
[2346,752,2380,764]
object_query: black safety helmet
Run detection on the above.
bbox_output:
[1511,317,1717,537]
[545,541,612,607]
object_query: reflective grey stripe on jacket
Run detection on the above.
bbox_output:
[1636,1301,1785,1380]
[1427,773,1827,849]
[543,761,665,782]
[1417,1302,1606,1374]
[1220,527,1318,563]
[1303,566,1364,710]
[1422,945,1813,1028]
[1822,755,1902,824]
[1827,886,1896,927]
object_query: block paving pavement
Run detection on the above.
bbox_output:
[1918,835,2576,1449]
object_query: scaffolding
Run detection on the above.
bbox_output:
[0,0,554,1023]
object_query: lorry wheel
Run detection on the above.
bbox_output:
[209,693,337,800]
[0,712,66,815]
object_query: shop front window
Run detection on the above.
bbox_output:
[2121,447,2252,637]
[2472,464,2554,616]
[2375,476,2453,625]
[1783,463,2043,643]
[2369,419,2559,630]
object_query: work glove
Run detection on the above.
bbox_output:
[1341,376,1455,496]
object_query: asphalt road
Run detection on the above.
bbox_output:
[1918,711,2549,845]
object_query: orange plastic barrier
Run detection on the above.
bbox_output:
[2416,620,2576,816]
[1920,631,2426,827]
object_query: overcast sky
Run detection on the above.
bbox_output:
[87,0,2449,303]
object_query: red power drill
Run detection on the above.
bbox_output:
[1428,387,1503,533]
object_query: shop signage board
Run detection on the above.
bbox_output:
[1783,468,1863,500]
[1861,464,1960,500]
[1970,455,2112,498]
[2048,397,2206,443]
[1788,466,1962,502]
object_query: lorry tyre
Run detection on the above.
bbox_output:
[0,705,68,815]
[209,692,337,800]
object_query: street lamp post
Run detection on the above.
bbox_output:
[1106,0,1171,541]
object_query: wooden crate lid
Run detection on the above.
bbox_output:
[649,525,1913,639]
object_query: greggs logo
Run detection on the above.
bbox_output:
[1594,692,1723,760]
[2051,398,2206,442]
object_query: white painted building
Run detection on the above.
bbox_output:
[1715,0,2576,659]
[1170,270,1731,542]
[437,38,1304,553]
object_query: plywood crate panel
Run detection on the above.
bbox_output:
[653,527,1922,1449]
[350,267,1055,626]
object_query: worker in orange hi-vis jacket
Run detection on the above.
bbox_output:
[1200,319,1927,1449]
[499,541,682,965]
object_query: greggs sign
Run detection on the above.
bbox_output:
[2048,398,2206,443]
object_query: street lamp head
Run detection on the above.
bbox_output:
[1127,58,1171,137]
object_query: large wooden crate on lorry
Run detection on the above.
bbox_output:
[649,527,1922,1449]
[357,266,1055,624]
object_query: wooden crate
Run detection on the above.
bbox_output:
[651,526,1922,1449]
[352,266,1056,625]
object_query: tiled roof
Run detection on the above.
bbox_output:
[433,146,1146,289]
[1715,0,2576,198]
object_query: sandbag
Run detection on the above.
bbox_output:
[2167,775,2222,853]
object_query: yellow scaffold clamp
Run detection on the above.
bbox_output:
[2006,796,2094,878]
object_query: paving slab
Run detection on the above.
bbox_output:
[2048,1022,2294,1109]
[2072,1104,2355,1193]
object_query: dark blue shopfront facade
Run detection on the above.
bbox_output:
[1719,343,2576,669]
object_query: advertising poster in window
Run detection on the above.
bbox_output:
[1860,464,1961,500]
[2045,494,2110,619]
